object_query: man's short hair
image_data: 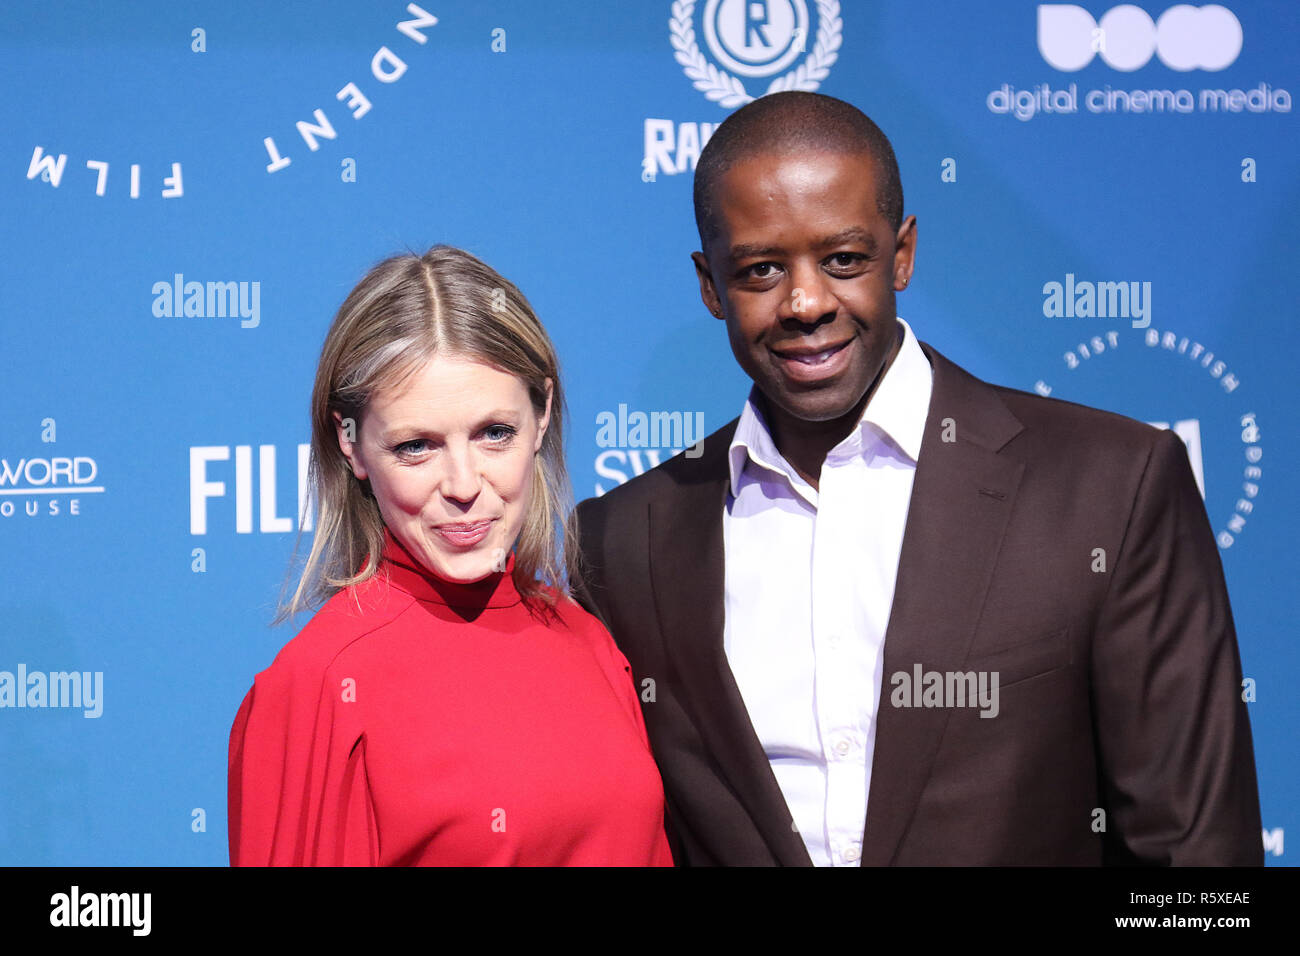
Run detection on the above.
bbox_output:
[693,91,904,255]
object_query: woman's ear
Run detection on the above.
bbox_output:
[332,409,367,480]
[534,379,553,453]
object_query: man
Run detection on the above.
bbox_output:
[573,92,1262,865]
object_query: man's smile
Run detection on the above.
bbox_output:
[770,336,854,383]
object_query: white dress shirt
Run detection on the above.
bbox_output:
[722,316,934,866]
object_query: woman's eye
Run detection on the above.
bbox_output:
[394,439,427,455]
[484,425,516,443]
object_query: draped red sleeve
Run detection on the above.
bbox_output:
[227,646,379,866]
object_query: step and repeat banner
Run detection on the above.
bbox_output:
[2,1,1295,865]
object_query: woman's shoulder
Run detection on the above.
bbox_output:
[524,583,601,630]
[527,585,633,669]
[263,571,417,684]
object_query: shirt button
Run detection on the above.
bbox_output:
[844,845,861,863]
[834,738,851,755]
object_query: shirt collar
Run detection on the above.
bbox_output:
[727,316,934,499]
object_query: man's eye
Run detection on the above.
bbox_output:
[394,439,427,455]
[747,263,779,279]
[827,253,862,269]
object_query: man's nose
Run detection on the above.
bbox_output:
[784,262,835,323]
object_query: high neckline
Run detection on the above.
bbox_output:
[374,525,521,609]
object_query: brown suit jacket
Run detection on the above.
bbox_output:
[574,341,1262,865]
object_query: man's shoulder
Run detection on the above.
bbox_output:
[925,342,1165,459]
[578,416,738,518]
[993,382,1163,453]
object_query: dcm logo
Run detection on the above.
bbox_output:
[1037,4,1243,72]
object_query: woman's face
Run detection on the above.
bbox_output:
[334,353,551,584]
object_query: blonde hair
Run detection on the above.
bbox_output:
[274,244,578,623]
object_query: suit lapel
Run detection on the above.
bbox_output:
[860,342,1025,864]
[647,424,814,865]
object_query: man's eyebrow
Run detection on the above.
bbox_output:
[728,228,877,261]
[729,241,786,261]
[813,227,877,252]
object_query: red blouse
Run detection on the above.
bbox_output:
[227,527,673,866]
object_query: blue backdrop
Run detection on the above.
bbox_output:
[2,0,1294,865]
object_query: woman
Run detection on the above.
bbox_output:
[227,245,673,866]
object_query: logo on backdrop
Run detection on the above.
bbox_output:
[22,3,438,198]
[1032,326,1262,550]
[24,149,182,200]
[1038,3,1242,72]
[262,3,438,175]
[646,0,842,178]
[988,4,1291,120]
[671,0,841,107]
[189,444,312,535]
[0,421,102,520]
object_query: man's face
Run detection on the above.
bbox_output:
[692,149,916,425]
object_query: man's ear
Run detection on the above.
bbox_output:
[533,379,553,452]
[893,215,918,291]
[691,251,725,319]
[332,409,367,480]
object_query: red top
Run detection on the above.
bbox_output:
[227,527,673,866]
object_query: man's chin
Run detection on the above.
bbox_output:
[764,386,867,425]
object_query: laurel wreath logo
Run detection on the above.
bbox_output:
[670,0,842,108]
